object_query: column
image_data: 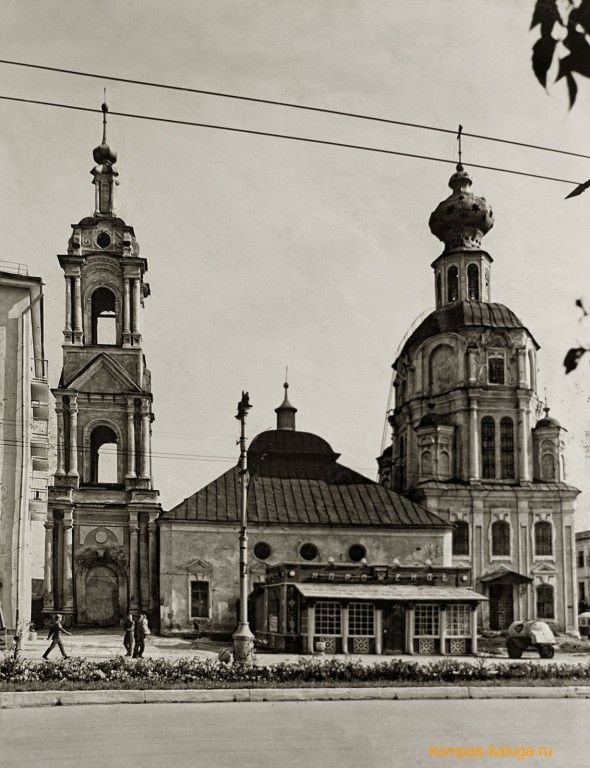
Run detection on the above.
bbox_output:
[132,279,141,338]
[439,605,447,655]
[128,515,140,612]
[73,275,83,342]
[467,347,477,385]
[517,348,527,388]
[307,606,315,653]
[341,604,349,654]
[68,402,79,477]
[139,515,150,611]
[148,522,158,613]
[123,278,131,343]
[55,400,65,476]
[469,397,480,482]
[62,513,74,613]
[140,407,150,479]
[375,608,383,655]
[517,396,530,481]
[43,521,55,612]
[64,276,72,338]
[406,606,415,655]
[471,607,478,655]
[125,399,136,479]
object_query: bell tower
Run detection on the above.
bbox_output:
[45,104,161,627]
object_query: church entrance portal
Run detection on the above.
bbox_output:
[489,584,514,630]
[84,565,120,625]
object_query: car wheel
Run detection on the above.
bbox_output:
[539,645,555,659]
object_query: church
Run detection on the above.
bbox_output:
[377,162,579,633]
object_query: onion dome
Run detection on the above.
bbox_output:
[93,102,117,166]
[535,407,562,430]
[429,164,494,252]
[275,382,297,431]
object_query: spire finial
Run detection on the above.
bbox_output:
[275,376,297,430]
[457,124,463,167]
[101,88,108,144]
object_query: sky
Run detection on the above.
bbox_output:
[1,0,589,522]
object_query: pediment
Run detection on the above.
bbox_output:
[186,558,213,574]
[65,353,141,393]
[530,562,557,575]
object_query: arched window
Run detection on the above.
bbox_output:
[447,266,459,303]
[436,272,442,307]
[452,520,469,556]
[541,453,555,480]
[90,425,118,484]
[536,584,554,619]
[491,520,510,556]
[439,450,450,478]
[481,417,496,479]
[91,287,117,345]
[535,521,553,556]
[500,417,515,479]
[467,264,480,300]
[421,450,432,478]
[398,437,406,490]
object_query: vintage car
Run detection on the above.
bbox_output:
[506,620,557,659]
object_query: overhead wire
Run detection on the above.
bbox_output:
[0,95,582,187]
[0,58,588,162]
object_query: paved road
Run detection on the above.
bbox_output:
[1,699,588,768]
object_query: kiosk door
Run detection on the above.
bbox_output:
[384,604,406,653]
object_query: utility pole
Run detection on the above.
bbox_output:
[232,391,254,664]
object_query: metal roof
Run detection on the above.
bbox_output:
[294,583,486,602]
[162,464,449,528]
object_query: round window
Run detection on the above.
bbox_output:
[299,542,319,561]
[96,231,112,249]
[254,541,272,561]
[348,544,366,562]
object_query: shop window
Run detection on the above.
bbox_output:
[481,417,496,479]
[488,353,505,384]
[190,580,209,619]
[268,590,280,633]
[500,417,515,479]
[534,521,553,557]
[578,551,585,569]
[467,264,480,300]
[452,520,469,556]
[446,604,471,636]
[491,520,510,557]
[536,584,554,619]
[254,541,272,561]
[414,604,439,636]
[348,544,366,563]
[348,603,374,636]
[447,266,459,303]
[314,601,341,636]
[299,542,319,561]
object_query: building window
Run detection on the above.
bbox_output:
[436,272,442,306]
[447,266,459,302]
[348,603,374,636]
[414,604,440,636]
[491,520,510,557]
[446,604,471,636]
[89,425,118,484]
[398,437,406,490]
[467,264,479,300]
[579,582,586,603]
[254,541,272,560]
[91,287,117,345]
[190,580,209,619]
[488,353,505,384]
[500,417,515,479]
[314,601,341,635]
[348,544,366,563]
[536,584,554,619]
[452,520,470,556]
[578,551,585,569]
[481,417,496,479]
[421,450,433,478]
[299,543,319,561]
[542,453,555,480]
[534,521,553,557]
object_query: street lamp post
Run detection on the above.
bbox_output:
[233,391,255,664]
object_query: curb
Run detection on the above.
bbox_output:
[3,685,590,708]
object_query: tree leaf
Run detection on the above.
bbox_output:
[565,178,590,199]
[563,347,587,373]
[570,0,590,35]
[532,34,558,87]
[531,0,562,30]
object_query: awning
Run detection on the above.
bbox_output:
[294,583,486,602]
[480,566,532,585]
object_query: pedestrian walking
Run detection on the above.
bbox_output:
[123,613,135,656]
[133,613,150,658]
[42,614,71,659]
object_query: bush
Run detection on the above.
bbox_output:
[2,652,590,688]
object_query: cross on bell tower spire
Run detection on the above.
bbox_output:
[91,97,119,217]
